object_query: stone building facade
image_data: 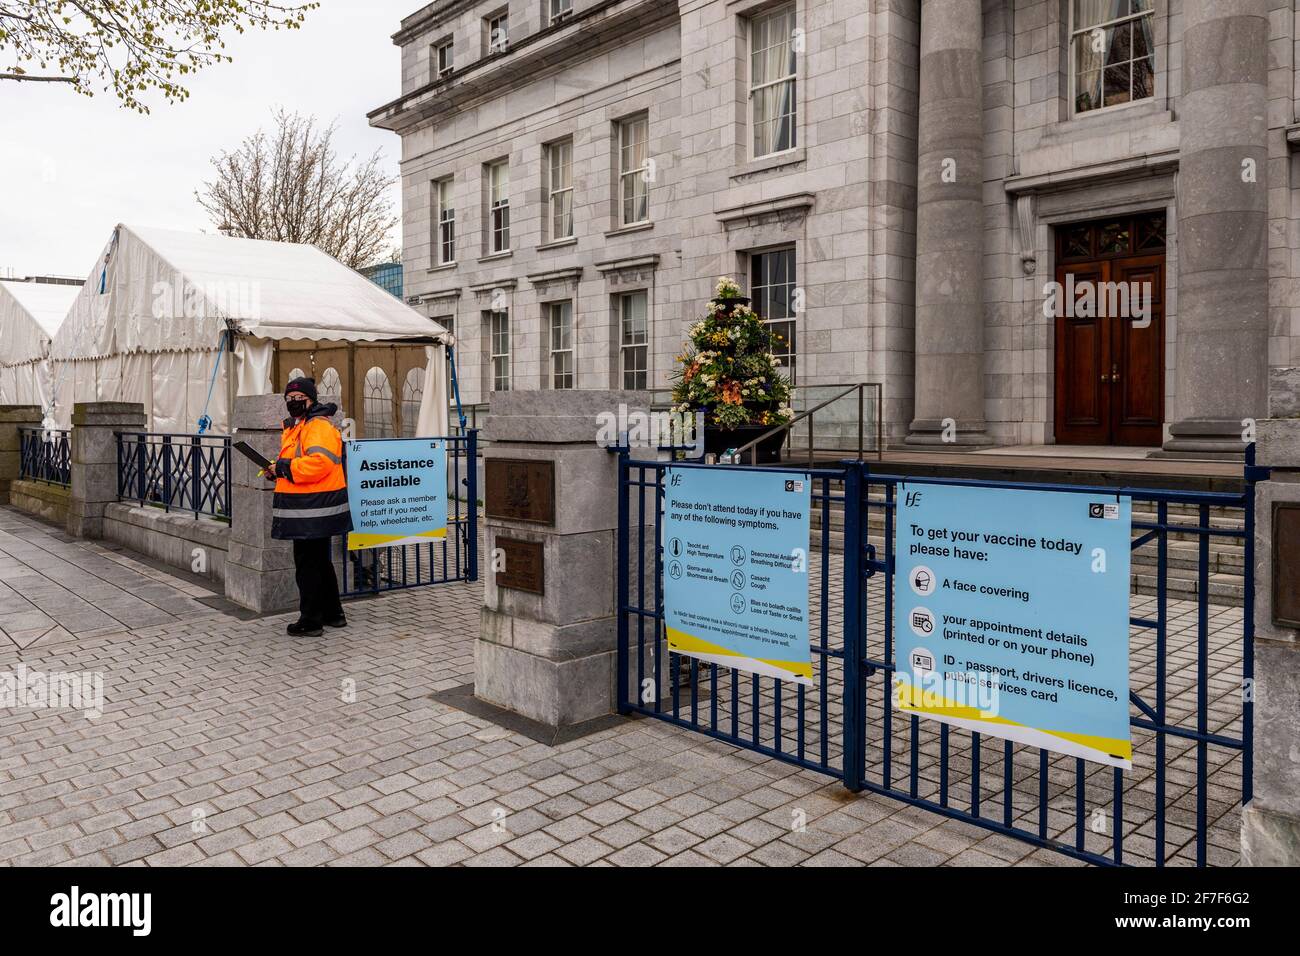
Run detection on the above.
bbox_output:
[370,0,1294,454]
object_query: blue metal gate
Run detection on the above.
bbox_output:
[339,430,479,595]
[616,448,1264,866]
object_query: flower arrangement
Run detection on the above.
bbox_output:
[670,277,793,432]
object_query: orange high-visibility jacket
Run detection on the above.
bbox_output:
[271,403,351,540]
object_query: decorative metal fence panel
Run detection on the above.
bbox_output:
[339,430,479,594]
[18,428,71,486]
[116,432,232,520]
[617,450,1263,867]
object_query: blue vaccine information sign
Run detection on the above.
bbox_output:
[662,467,813,685]
[893,483,1133,768]
[345,438,448,551]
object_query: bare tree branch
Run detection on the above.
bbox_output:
[196,108,399,270]
[0,1,318,113]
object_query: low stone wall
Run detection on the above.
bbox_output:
[102,501,230,587]
[10,479,71,525]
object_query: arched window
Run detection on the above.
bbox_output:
[401,367,425,438]
[363,366,395,438]
[287,367,306,385]
[319,367,343,414]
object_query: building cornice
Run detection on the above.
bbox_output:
[526,266,584,286]
[392,0,479,47]
[715,192,815,229]
[368,0,678,134]
[594,254,659,274]
[469,277,518,293]
[1003,149,1179,196]
[409,287,462,306]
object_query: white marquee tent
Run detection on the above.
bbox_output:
[0,279,79,417]
[49,224,450,435]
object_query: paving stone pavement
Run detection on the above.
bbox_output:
[0,505,1245,867]
[0,508,219,651]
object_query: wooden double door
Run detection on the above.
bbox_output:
[1054,213,1166,447]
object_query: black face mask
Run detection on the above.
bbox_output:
[286,399,310,418]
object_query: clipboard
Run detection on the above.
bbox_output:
[232,441,273,471]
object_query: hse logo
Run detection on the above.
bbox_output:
[50,886,151,937]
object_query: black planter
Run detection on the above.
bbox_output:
[704,423,784,463]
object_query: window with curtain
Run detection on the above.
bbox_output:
[1072,0,1154,115]
[752,247,797,381]
[750,4,797,157]
[619,292,648,390]
[549,301,574,389]
[546,140,573,241]
[363,366,395,438]
[436,178,455,264]
[487,160,510,253]
[401,367,425,438]
[489,311,511,391]
[618,115,649,226]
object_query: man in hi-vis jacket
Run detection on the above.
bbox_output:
[264,376,350,636]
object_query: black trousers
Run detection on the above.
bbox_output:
[293,537,343,628]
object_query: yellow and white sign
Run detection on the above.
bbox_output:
[345,438,448,551]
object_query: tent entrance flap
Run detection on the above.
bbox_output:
[272,339,448,440]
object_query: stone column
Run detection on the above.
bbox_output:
[0,405,42,504]
[905,0,989,448]
[67,402,145,539]
[1243,397,1300,864]
[475,390,651,731]
[224,394,297,613]
[1164,0,1269,457]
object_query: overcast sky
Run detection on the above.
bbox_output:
[0,0,413,280]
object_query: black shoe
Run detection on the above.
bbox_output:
[286,620,323,636]
[325,615,347,628]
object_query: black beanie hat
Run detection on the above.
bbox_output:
[285,376,318,403]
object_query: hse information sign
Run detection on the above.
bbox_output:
[345,438,448,551]
[662,467,813,685]
[893,483,1133,768]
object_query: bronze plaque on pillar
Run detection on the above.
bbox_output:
[495,536,544,594]
[485,459,555,525]
[1273,503,1300,628]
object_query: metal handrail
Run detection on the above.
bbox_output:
[731,382,880,465]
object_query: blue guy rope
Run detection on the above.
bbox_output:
[447,342,467,432]
[196,328,230,435]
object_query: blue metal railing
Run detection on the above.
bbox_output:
[116,432,232,521]
[18,427,70,486]
[338,429,479,594]
[617,449,1263,867]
